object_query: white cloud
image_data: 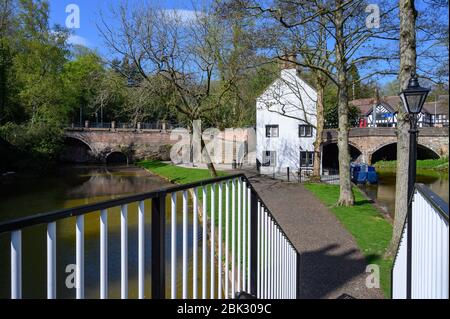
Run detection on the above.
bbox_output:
[160,9,204,25]
[67,34,90,47]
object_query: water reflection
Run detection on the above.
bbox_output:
[359,170,449,217]
[0,165,212,299]
[0,165,172,222]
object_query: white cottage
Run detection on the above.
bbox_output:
[256,65,317,177]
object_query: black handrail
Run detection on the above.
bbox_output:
[415,183,449,221]
[241,175,299,253]
[0,173,299,255]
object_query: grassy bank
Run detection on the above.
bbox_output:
[137,160,228,184]
[374,157,449,173]
[137,160,230,229]
[304,183,393,298]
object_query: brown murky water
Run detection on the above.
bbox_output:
[0,165,213,299]
[359,170,449,217]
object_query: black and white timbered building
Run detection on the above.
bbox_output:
[351,95,449,128]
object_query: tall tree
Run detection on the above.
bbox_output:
[388,0,418,256]
[63,49,105,125]
[14,0,70,123]
[232,0,396,205]
[98,2,240,176]
[0,0,18,123]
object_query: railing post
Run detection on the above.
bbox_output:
[250,188,258,297]
[296,252,301,299]
[152,192,166,299]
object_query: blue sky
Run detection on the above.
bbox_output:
[47,0,447,86]
[48,0,195,56]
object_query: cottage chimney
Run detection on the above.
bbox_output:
[279,52,298,82]
[279,52,297,70]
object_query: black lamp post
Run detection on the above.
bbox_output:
[399,73,430,299]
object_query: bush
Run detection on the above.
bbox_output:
[0,121,64,171]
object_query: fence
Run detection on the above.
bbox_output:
[69,122,180,130]
[0,174,299,299]
[392,183,449,299]
[260,167,342,184]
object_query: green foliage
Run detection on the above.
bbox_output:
[206,61,278,129]
[0,121,64,170]
[63,49,105,122]
[1,0,71,127]
[304,183,393,298]
[324,83,361,128]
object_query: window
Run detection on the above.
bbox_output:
[300,151,314,168]
[265,125,279,138]
[262,151,276,167]
[299,125,313,137]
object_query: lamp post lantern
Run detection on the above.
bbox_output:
[400,73,430,299]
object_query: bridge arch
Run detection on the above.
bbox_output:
[322,142,362,170]
[105,151,129,165]
[370,142,440,164]
[60,136,95,163]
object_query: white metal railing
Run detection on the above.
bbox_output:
[1,174,298,299]
[392,183,449,299]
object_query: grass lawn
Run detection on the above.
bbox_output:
[304,183,393,298]
[137,160,229,184]
[137,160,235,235]
[374,157,449,173]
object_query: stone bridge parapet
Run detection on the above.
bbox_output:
[322,127,449,164]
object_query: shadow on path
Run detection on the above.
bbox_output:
[299,244,379,299]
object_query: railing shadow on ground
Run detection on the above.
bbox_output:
[298,244,380,299]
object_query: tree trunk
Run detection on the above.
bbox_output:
[192,119,218,177]
[312,75,326,180]
[201,135,218,178]
[387,0,417,257]
[335,1,354,206]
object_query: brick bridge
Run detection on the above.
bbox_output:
[62,126,252,164]
[62,126,448,164]
[62,127,176,163]
[322,127,449,165]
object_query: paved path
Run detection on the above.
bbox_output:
[238,170,385,299]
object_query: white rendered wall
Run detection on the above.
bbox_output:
[256,69,317,175]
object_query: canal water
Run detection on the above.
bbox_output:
[359,170,449,217]
[0,165,212,299]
